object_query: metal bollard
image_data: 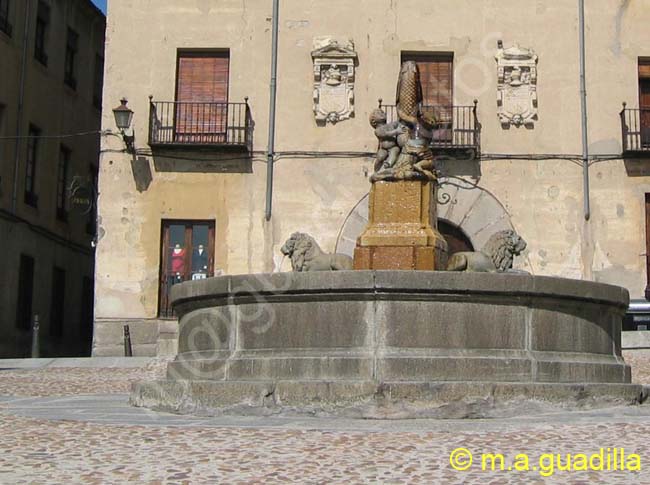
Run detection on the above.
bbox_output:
[123,324,133,357]
[31,315,40,359]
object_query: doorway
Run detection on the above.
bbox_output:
[159,220,215,317]
[438,219,474,256]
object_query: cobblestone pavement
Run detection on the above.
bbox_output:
[0,353,649,484]
[622,351,650,385]
[0,359,169,398]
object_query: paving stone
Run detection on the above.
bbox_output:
[0,353,649,482]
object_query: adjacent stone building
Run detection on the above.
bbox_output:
[0,0,105,357]
[95,0,650,356]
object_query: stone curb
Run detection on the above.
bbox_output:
[0,357,159,370]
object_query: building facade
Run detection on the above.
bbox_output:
[95,0,650,356]
[0,0,105,357]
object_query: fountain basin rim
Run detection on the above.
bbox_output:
[170,271,630,314]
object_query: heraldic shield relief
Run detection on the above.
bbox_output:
[495,40,539,128]
[312,38,358,124]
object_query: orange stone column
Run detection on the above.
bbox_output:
[353,180,448,270]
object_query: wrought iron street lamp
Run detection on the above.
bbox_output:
[112,98,135,153]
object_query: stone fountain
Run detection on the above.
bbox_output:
[131,63,644,418]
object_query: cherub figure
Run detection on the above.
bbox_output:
[371,110,438,182]
[369,109,409,172]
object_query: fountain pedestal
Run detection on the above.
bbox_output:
[353,180,448,270]
[130,272,643,419]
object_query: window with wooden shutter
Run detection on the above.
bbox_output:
[401,53,454,142]
[640,59,650,147]
[175,51,230,143]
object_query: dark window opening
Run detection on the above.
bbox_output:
[0,0,12,37]
[0,103,7,187]
[80,276,94,354]
[50,267,65,337]
[16,254,35,331]
[93,54,104,109]
[86,164,98,235]
[438,219,474,256]
[24,124,40,207]
[159,220,215,317]
[56,146,70,221]
[34,1,50,66]
[64,28,79,89]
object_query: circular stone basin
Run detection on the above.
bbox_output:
[132,271,645,419]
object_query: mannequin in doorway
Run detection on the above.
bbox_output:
[193,244,208,274]
[171,243,186,281]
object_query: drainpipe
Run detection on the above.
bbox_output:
[579,0,591,221]
[11,0,31,214]
[265,0,280,221]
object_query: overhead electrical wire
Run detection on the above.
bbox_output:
[0,129,117,140]
[5,129,628,166]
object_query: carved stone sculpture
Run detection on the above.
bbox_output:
[446,230,527,272]
[355,60,448,271]
[281,232,353,272]
[369,109,408,172]
[396,61,423,125]
[370,61,438,182]
[311,38,357,124]
[495,41,538,127]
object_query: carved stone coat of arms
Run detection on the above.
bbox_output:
[311,38,357,124]
[495,41,539,128]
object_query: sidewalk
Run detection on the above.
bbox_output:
[1,354,650,483]
[0,356,158,370]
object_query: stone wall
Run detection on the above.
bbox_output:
[95,0,650,355]
[0,0,104,357]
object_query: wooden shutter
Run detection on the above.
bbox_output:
[640,61,650,146]
[175,52,230,142]
[640,60,650,80]
[402,53,454,141]
[402,53,453,107]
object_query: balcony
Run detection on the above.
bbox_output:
[381,101,481,159]
[621,104,650,156]
[148,99,253,152]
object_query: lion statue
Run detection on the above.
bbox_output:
[447,230,527,273]
[281,232,353,272]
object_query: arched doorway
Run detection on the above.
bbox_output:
[335,184,515,258]
[438,219,473,255]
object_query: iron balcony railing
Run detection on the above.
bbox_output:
[149,98,253,151]
[381,100,481,157]
[621,103,650,154]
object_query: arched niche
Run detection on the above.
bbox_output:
[335,182,516,258]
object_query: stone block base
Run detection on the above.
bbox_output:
[354,244,447,270]
[131,379,646,419]
[131,272,640,419]
[92,319,179,357]
[353,179,448,270]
